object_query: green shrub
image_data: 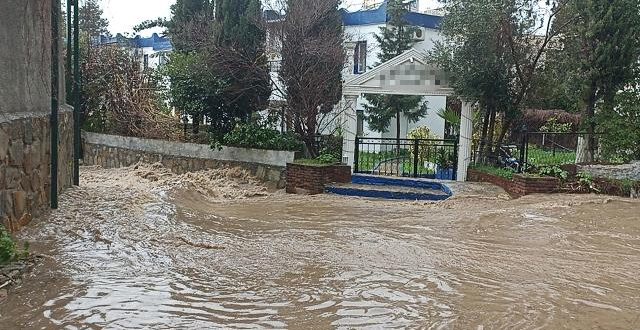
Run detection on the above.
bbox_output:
[317,135,343,161]
[537,165,568,180]
[222,120,303,152]
[597,86,640,162]
[0,226,16,264]
[408,126,441,164]
[295,153,340,166]
[577,172,599,192]
[471,164,515,180]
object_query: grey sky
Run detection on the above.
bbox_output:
[99,0,442,36]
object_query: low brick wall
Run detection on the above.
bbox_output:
[286,163,352,195]
[83,132,295,188]
[1,109,73,231]
[467,169,560,197]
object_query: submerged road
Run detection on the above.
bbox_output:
[1,165,639,329]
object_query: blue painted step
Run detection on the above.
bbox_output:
[326,175,453,201]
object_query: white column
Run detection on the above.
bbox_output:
[456,101,474,182]
[342,94,359,171]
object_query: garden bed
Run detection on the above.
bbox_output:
[468,167,640,198]
[467,168,560,197]
[286,163,351,195]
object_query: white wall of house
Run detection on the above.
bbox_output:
[343,24,446,139]
[134,47,169,70]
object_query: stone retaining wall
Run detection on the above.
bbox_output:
[286,163,352,195]
[82,132,296,188]
[0,109,73,231]
[578,161,640,181]
[467,169,560,197]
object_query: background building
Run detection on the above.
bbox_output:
[95,33,173,70]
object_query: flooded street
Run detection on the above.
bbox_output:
[1,165,640,329]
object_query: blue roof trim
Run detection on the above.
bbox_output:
[340,1,442,29]
[96,33,173,52]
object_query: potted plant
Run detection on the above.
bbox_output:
[435,148,455,180]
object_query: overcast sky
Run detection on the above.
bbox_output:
[98,0,442,36]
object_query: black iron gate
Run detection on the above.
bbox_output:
[354,137,458,180]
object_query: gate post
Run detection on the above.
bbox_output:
[354,136,360,173]
[413,139,419,177]
[453,139,458,181]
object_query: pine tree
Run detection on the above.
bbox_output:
[363,0,427,149]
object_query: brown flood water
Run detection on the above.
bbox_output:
[1,165,639,329]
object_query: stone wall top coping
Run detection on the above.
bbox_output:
[0,105,73,123]
[82,131,296,168]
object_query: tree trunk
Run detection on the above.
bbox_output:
[192,114,200,136]
[577,81,597,163]
[479,106,490,162]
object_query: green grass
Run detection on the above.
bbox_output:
[527,145,576,166]
[470,164,515,180]
[355,150,437,175]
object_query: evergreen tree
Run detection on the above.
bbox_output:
[556,0,640,161]
[212,0,271,122]
[363,0,427,148]
[163,0,270,140]
[168,0,213,52]
[79,0,109,38]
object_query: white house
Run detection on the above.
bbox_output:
[340,1,448,141]
[266,1,450,140]
[264,1,478,180]
[95,33,173,70]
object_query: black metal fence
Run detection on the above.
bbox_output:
[472,132,604,173]
[471,139,522,171]
[523,132,604,169]
[354,137,458,180]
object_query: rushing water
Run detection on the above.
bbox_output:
[1,165,639,329]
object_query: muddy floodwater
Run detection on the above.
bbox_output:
[1,165,640,329]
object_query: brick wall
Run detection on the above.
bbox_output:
[467,169,560,197]
[286,163,352,195]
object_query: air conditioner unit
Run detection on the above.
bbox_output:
[413,28,425,41]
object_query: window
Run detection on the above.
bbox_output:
[269,60,281,73]
[159,53,167,66]
[353,41,367,74]
[143,54,149,69]
[356,110,364,136]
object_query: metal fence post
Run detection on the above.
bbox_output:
[73,0,81,186]
[413,139,419,177]
[353,136,360,173]
[453,139,459,181]
[519,126,527,173]
[51,0,61,209]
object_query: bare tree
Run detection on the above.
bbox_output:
[270,0,346,157]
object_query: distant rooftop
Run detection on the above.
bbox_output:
[340,1,442,29]
[95,33,173,52]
